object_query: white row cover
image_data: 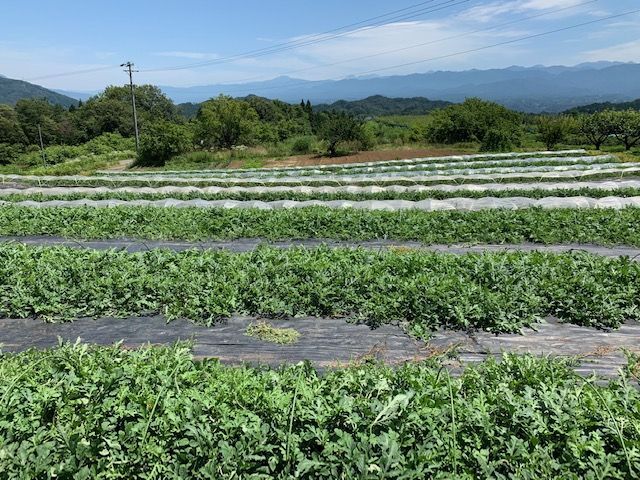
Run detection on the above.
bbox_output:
[3,164,640,186]
[94,161,635,182]
[4,196,640,211]
[95,154,610,179]
[2,180,640,197]
[95,149,588,175]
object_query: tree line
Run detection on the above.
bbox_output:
[1,84,639,168]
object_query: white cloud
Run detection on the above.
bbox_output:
[458,0,594,23]
[582,39,640,62]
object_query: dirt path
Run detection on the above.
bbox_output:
[0,316,637,378]
[227,147,467,169]
[102,158,135,171]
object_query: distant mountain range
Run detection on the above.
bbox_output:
[0,75,78,107]
[154,62,640,113]
[4,62,640,113]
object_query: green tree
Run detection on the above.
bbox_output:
[14,98,60,145]
[195,95,259,149]
[537,116,575,150]
[137,121,192,166]
[318,111,366,156]
[0,104,28,145]
[78,85,180,139]
[578,112,613,150]
[425,98,522,146]
[607,109,640,151]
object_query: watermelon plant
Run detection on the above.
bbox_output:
[0,344,637,478]
[0,245,639,332]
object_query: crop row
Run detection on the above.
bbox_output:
[98,160,632,182]
[99,156,616,179]
[99,149,589,175]
[2,205,640,245]
[1,345,638,479]
[5,196,640,212]
[3,186,640,203]
[1,245,639,332]
[3,179,640,199]
[4,166,639,188]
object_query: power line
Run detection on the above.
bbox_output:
[216,0,600,87]
[139,0,470,72]
[202,8,640,97]
[26,64,121,82]
[21,0,465,82]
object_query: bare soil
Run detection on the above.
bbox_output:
[103,158,135,172]
[227,147,468,169]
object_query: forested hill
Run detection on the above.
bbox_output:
[0,75,78,107]
[564,98,640,114]
[313,95,451,116]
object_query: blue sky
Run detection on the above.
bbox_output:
[1,0,638,91]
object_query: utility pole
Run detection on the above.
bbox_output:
[121,61,140,152]
[37,124,46,167]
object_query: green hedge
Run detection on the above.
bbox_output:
[0,206,639,246]
[1,245,639,332]
[0,345,638,478]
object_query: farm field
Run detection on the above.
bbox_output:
[2,149,640,477]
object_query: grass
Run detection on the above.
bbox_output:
[1,205,640,246]
[0,151,134,176]
[245,321,301,344]
[0,344,638,478]
[1,245,639,332]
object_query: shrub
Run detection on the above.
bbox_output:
[480,128,517,152]
[84,132,135,155]
[138,121,192,166]
[0,143,25,165]
[289,135,317,155]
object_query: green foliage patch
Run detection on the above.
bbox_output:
[0,245,639,332]
[0,344,638,478]
[5,185,640,204]
[1,206,640,246]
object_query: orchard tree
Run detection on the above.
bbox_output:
[608,110,640,151]
[318,111,366,156]
[578,112,613,150]
[537,115,575,150]
[196,95,259,149]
